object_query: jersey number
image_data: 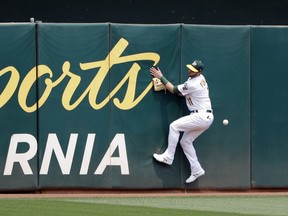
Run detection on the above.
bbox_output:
[187,97,193,106]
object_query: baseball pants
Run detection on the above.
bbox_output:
[163,112,214,173]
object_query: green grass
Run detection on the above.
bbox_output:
[0,195,287,216]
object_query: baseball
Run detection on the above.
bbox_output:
[223,119,229,126]
[30,17,35,22]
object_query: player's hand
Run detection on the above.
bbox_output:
[150,67,163,79]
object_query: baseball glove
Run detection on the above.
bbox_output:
[152,78,166,91]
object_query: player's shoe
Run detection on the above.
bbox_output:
[185,169,205,183]
[153,153,173,165]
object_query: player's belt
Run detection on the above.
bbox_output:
[191,110,212,113]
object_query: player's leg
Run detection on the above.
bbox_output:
[153,115,197,164]
[153,115,190,165]
[180,130,205,173]
[180,113,214,182]
[153,113,213,166]
[153,118,181,165]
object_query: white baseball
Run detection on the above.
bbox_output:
[223,119,229,126]
[30,17,35,22]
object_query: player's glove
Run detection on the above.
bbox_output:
[152,77,166,91]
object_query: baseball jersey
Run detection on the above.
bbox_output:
[177,74,212,111]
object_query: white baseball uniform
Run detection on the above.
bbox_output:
[163,74,214,174]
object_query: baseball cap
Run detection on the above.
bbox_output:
[186,60,204,72]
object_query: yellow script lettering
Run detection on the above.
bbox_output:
[1,38,160,112]
[0,66,20,108]
[80,38,159,110]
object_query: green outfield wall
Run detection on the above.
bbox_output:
[0,23,287,191]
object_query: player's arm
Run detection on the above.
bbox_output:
[150,67,182,95]
[162,81,182,95]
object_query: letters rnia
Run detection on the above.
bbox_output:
[4,133,129,176]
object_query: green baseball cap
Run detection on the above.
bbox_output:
[186,60,204,72]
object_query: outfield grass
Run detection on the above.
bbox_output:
[0,195,287,216]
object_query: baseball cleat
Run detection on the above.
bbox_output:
[185,169,205,183]
[153,153,172,165]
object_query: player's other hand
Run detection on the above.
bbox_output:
[150,67,163,79]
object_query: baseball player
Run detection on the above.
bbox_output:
[150,60,214,183]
